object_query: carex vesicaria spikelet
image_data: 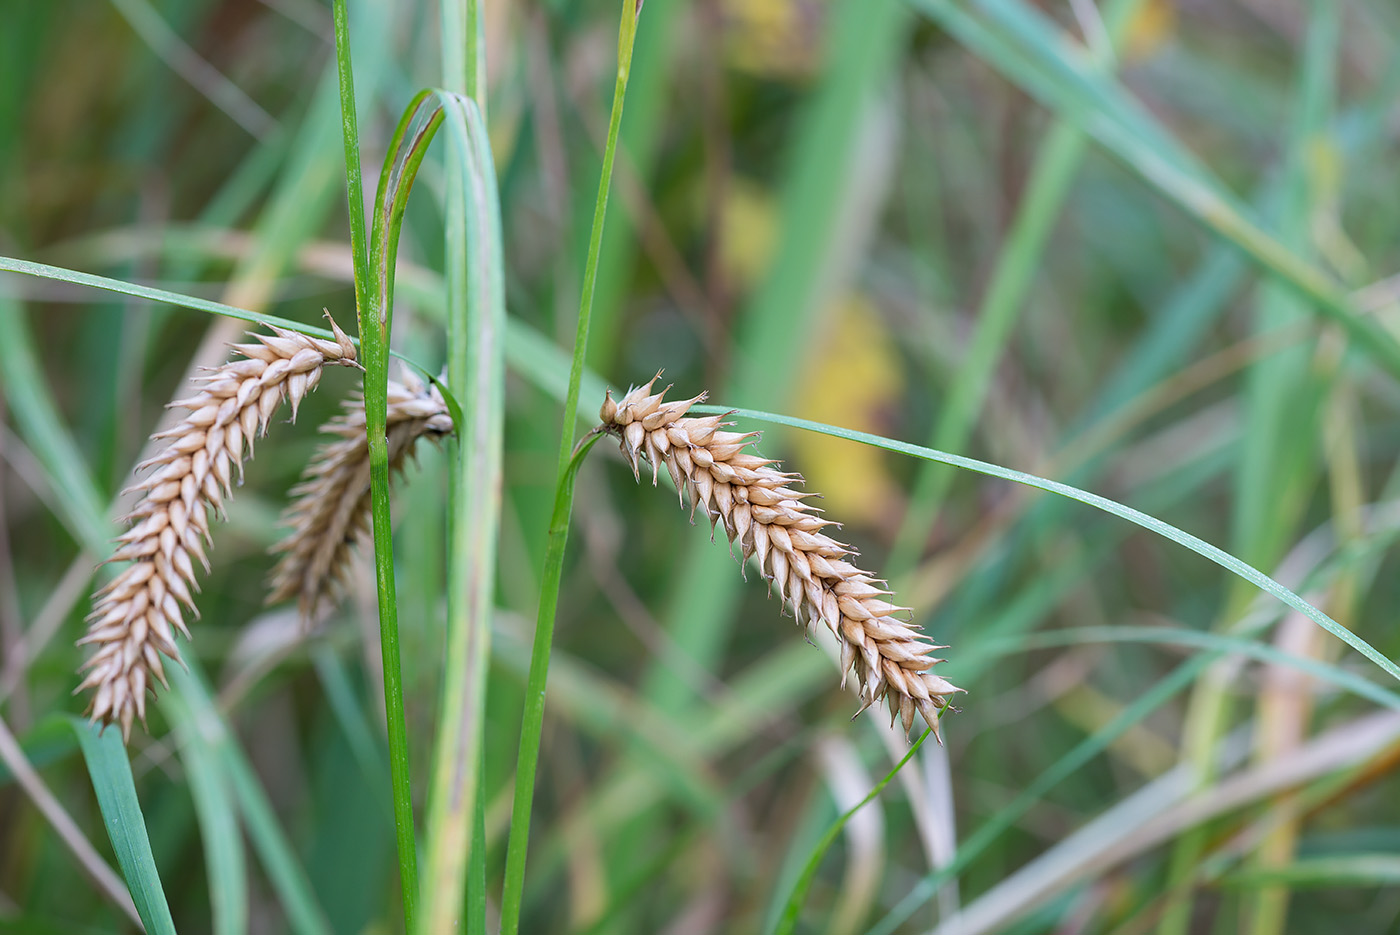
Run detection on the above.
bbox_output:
[79,316,360,739]
[267,369,454,621]
[599,375,963,740]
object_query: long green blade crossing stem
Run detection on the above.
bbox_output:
[330,0,418,926]
[498,3,641,932]
[692,404,1400,687]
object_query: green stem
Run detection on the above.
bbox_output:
[500,434,604,933]
[773,730,933,935]
[498,8,640,931]
[553,3,638,477]
[330,0,418,927]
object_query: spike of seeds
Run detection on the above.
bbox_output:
[266,369,455,621]
[78,315,360,740]
[598,376,963,740]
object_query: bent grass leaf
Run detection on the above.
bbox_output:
[68,717,177,935]
[695,405,1400,686]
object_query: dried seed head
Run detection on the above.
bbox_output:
[78,314,361,740]
[599,376,963,740]
[267,369,454,620]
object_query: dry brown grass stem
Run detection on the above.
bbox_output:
[599,375,963,740]
[79,316,360,739]
[267,369,453,620]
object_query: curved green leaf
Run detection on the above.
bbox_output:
[68,716,177,935]
[694,405,1400,685]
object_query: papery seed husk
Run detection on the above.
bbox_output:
[599,376,963,741]
[78,313,360,740]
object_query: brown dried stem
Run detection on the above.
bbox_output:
[79,316,360,739]
[599,375,963,740]
[267,369,454,620]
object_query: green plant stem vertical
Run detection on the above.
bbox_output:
[330,0,418,928]
[498,4,641,933]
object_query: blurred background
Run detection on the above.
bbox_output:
[4,0,1400,932]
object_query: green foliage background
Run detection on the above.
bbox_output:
[4,0,1400,933]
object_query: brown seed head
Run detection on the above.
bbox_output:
[78,315,360,740]
[599,375,963,740]
[267,369,454,620]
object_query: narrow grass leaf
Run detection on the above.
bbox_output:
[0,256,346,340]
[171,664,334,935]
[1222,856,1400,889]
[422,89,506,935]
[696,406,1400,686]
[967,626,1400,713]
[67,717,176,935]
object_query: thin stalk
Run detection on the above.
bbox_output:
[468,0,485,116]
[330,0,418,926]
[500,433,604,933]
[773,730,933,935]
[498,4,641,931]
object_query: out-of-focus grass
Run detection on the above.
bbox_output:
[4,0,1400,933]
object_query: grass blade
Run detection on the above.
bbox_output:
[186,664,335,935]
[693,404,1400,686]
[0,256,348,340]
[67,717,175,935]
[1223,856,1400,889]
[420,90,506,934]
